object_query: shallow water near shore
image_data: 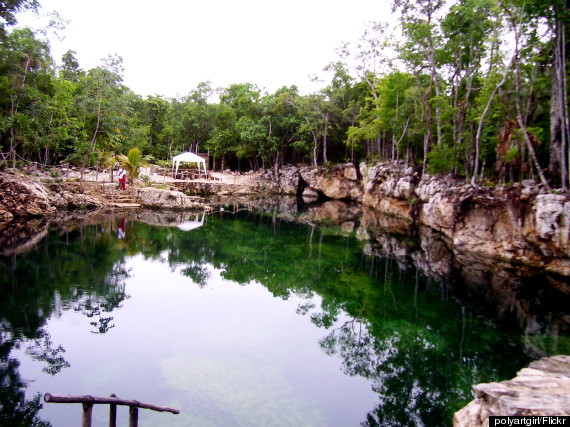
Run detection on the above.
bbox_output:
[0,205,568,426]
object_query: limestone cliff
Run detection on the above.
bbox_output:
[276,162,570,276]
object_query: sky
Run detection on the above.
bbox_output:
[16,0,394,99]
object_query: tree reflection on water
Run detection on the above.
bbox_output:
[0,205,568,426]
[0,221,132,426]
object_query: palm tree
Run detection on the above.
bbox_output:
[116,147,144,197]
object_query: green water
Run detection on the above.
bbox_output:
[0,207,567,426]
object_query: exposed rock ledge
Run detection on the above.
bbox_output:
[454,355,570,426]
[270,163,570,276]
[2,162,570,275]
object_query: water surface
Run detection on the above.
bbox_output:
[0,207,567,426]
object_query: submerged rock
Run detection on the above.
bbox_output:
[454,355,570,426]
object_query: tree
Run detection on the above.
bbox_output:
[0,0,39,38]
[395,0,447,151]
[0,27,52,168]
[297,93,331,167]
[179,83,217,154]
[470,48,515,186]
[206,102,238,171]
[73,55,130,190]
[322,62,360,164]
[211,83,263,170]
[442,0,499,180]
[136,95,169,157]
[521,0,570,189]
[117,146,144,196]
[60,49,82,82]
[502,0,551,190]
[375,72,416,162]
[335,22,397,161]
[266,86,304,173]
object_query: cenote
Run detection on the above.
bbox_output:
[1,201,569,427]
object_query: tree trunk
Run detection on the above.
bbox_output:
[10,94,17,169]
[472,55,514,186]
[427,24,443,146]
[422,82,433,172]
[549,17,569,189]
[550,36,564,187]
[274,150,280,186]
[322,112,329,164]
[311,129,319,167]
[423,133,430,172]
[510,12,551,191]
[80,94,103,193]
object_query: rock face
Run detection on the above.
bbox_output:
[300,164,363,201]
[409,175,569,276]
[2,163,570,275]
[454,355,570,426]
[180,180,277,196]
[0,170,104,224]
[270,163,570,276]
[0,170,56,223]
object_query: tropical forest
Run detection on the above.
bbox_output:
[1,0,568,191]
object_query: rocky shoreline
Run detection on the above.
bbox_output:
[279,163,570,277]
[1,162,570,275]
[172,162,570,276]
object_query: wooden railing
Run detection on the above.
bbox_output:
[44,393,179,427]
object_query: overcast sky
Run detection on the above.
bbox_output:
[16,0,394,98]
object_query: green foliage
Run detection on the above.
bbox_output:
[505,146,520,163]
[156,159,171,168]
[140,174,152,187]
[117,146,144,185]
[427,144,457,174]
[0,0,565,185]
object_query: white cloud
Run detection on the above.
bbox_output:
[16,0,393,98]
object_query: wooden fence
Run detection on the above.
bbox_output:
[44,393,179,427]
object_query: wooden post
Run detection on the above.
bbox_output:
[82,402,93,427]
[109,394,117,427]
[129,406,139,427]
[44,392,179,425]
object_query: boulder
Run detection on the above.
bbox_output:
[454,355,570,426]
[137,187,205,210]
[0,170,56,220]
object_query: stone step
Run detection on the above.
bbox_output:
[107,197,136,202]
[109,195,135,200]
[101,188,137,205]
[112,202,141,208]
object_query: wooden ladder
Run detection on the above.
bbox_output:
[44,393,179,427]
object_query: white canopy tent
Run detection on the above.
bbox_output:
[176,213,205,231]
[171,152,207,178]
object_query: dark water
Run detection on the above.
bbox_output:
[0,205,568,426]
